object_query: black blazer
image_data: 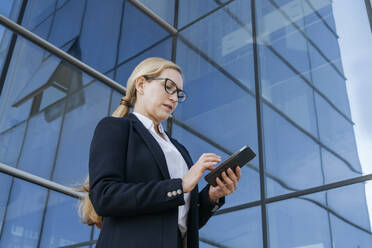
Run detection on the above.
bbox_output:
[89,112,225,248]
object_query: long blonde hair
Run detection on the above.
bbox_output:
[77,57,183,229]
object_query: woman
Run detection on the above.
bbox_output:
[78,57,242,248]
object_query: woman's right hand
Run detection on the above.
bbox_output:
[182,153,221,193]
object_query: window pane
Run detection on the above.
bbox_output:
[52,81,111,186]
[309,45,351,118]
[259,46,318,136]
[0,122,26,167]
[200,207,263,247]
[115,37,172,88]
[0,173,12,235]
[79,0,122,72]
[178,0,230,28]
[179,0,255,92]
[16,109,63,178]
[118,2,170,64]
[137,0,174,26]
[263,103,322,197]
[267,182,372,247]
[39,191,91,247]
[0,179,47,247]
[315,94,362,174]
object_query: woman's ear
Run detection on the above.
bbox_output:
[135,76,146,95]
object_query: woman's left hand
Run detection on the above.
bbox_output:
[208,166,242,203]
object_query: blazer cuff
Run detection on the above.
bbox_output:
[165,178,186,206]
[200,184,225,213]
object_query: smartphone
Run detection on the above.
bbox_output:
[204,145,256,187]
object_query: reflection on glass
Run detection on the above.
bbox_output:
[0,122,26,167]
[263,103,322,197]
[79,0,123,72]
[0,179,47,247]
[200,207,262,247]
[118,2,169,63]
[0,173,12,235]
[52,82,110,186]
[259,46,318,136]
[39,191,91,247]
[315,94,362,173]
[137,0,175,26]
[17,109,63,179]
[267,182,372,247]
[178,0,230,28]
[115,37,173,88]
[179,0,254,91]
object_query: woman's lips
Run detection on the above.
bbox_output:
[163,104,172,111]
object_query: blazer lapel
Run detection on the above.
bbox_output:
[127,113,171,179]
[166,134,194,170]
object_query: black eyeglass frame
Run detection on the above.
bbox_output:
[144,76,187,103]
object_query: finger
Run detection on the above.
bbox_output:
[227,168,238,183]
[235,166,242,180]
[216,177,227,192]
[221,171,234,193]
[203,162,217,170]
[227,168,238,190]
[203,157,221,163]
[202,153,221,158]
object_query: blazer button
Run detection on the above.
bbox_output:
[167,192,172,198]
[177,189,182,195]
[172,191,177,196]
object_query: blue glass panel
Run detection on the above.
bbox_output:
[172,124,260,208]
[178,0,230,28]
[118,2,169,64]
[267,182,372,247]
[115,37,172,88]
[259,46,318,136]
[328,182,371,231]
[0,179,47,247]
[52,82,111,186]
[16,109,63,178]
[305,9,343,72]
[257,0,312,81]
[315,94,362,174]
[79,0,122,72]
[267,195,333,247]
[22,0,56,31]
[0,121,26,167]
[263,103,322,197]
[199,207,262,247]
[137,0,174,26]
[322,148,363,184]
[304,1,337,34]
[0,0,23,21]
[39,191,91,247]
[179,0,255,91]
[309,45,351,118]
[0,173,12,236]
[48,0,84,48]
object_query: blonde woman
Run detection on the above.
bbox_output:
[78,57,242,248]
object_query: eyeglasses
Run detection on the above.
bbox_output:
[144,76,187,103]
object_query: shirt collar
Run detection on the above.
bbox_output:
[132,111,166,135]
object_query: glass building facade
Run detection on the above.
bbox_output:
[0,0,371,247]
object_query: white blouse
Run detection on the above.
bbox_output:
[132,112,191,238]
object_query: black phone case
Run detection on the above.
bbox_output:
[204,145,256,187]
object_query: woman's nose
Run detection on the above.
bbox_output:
[169,93,178,102]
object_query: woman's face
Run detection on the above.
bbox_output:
[135,68,184,124]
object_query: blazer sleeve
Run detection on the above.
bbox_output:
[88,117,185,217]
[176,142,225,229]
